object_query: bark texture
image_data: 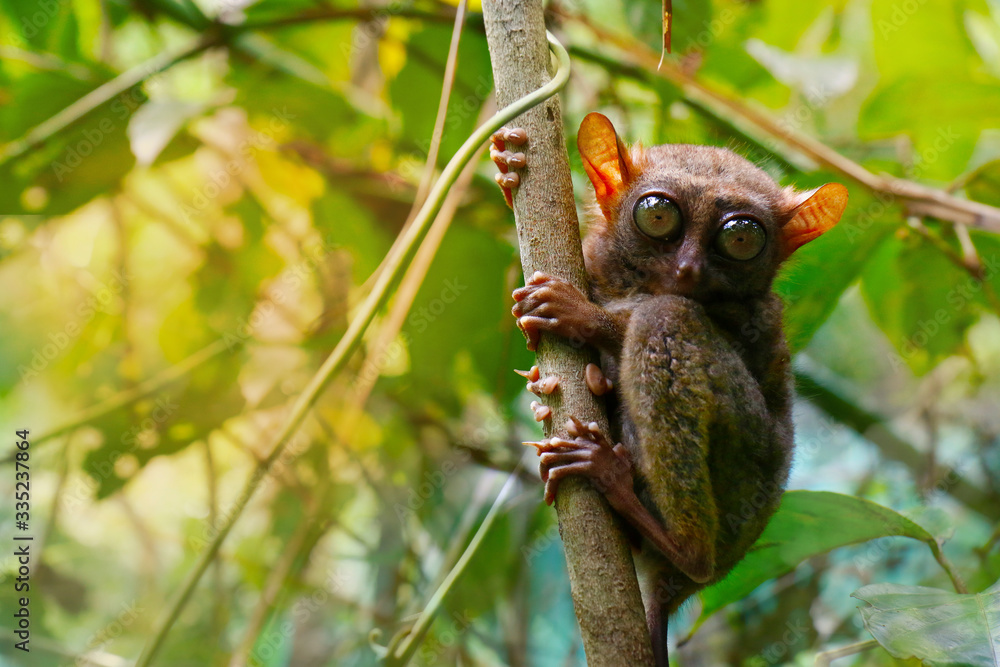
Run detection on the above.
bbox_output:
[481,2,654,664]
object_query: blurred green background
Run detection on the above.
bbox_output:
[0,0,999,665]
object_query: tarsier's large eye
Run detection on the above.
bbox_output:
[715,217,766,260]
[633,194,682,240]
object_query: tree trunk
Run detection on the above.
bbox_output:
[481,2,655,664]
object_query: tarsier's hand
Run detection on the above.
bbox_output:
[512,272,600,351]
[490,127,527,209]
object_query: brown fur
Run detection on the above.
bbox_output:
[574,115,846,660]
[509,113,845,662]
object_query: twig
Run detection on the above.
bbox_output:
[37,435,73,564]
[907,220,1000,314]
[407,0,469,220]
[204,440,227,642]
[814,639,880,666]
[928,541,969,594]
[974,523,1000,573]
[227,497,322,667]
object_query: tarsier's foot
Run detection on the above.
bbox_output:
[524,416,633,506]
[490,127,527,208]
[585,363,613,396]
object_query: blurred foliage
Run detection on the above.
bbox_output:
[0,0,998,666]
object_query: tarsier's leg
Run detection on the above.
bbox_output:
[620,295,720,584]
[490,127,527,208]
[619,295,730,665]
[524,416,634,507]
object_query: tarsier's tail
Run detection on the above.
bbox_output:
[649,601,670,667]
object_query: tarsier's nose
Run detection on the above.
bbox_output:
[674,257,703,292]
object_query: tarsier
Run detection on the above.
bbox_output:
[491,113,848,663]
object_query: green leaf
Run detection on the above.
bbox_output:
[853,581,1000,667]
[871,0,980,83]
[83,348,246,498]
[859,232,980,375]
[227,60,356,145]
[859,76,993,181]
[969,229,1000,301]
[692,491,937,633]
[775,194,894,353]
[387,25,493,162]
[396,220,521,410]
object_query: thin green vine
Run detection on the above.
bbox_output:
[380,473,519,666]
[133,31,571,667]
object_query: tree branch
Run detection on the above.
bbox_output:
[482,2,654,664]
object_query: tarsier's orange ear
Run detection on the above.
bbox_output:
[782,183,849,255]
[577,113,634,220]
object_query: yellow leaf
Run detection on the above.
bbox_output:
[256,151,325,207]
[439,0,482,9]
[379,20,411,80]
